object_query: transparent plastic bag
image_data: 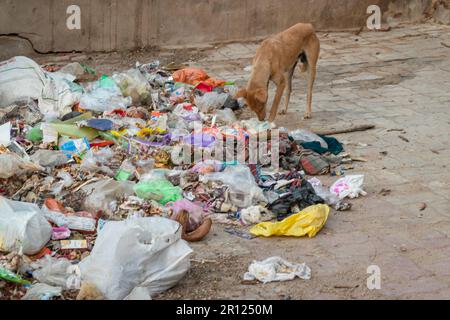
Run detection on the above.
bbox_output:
[240,118,274,134]
[308,177,340,205]
[115,159,136,181]
[215,108,237,124]
[0,152,43,179]
[243,257,311,283]
[80,76,131,112]
[50,171,75,195]
[82,179,135,218]
[81,148,115,176]
[113,69,151,105]
[194,92,229,113]
[290,129,328,148]
[166,199,206,232]
[202,165,267,208]
[191,160,223,174]
[30,150,68,168]
[31,255,72,288]
[80,88,132,112]
[22,283,62,300]
[138,169,170,182]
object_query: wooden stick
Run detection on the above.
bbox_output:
[313,124,375,136]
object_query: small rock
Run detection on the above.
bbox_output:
[418,203,427,211]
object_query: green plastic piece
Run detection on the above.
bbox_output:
[0,267,31,286]
[115,170,132,181]
[134,179,182,205]
[98,75,117,89]
[50,123,99,140]
[26,126,43,142]
[50,112,97,140]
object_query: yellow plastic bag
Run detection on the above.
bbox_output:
[250,204,329,238]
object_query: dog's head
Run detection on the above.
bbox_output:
[237,88,268,121]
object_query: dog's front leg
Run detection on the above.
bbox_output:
[268,79,286,122]
[280,71,294,115]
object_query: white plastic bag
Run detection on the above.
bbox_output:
[0,122,11,147]
[40,72,83,119]
[243,257,311,283]
[0,56,46,108]
[0,197,52,255]
[79,217,192,300]
[0,56,82,119]
[330,175,367,200]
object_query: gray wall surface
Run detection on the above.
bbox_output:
[0,0,431,55]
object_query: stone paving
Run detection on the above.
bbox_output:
[171,23,450,299]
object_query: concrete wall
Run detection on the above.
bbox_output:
[0,0,427,56]
[383,0,450,27]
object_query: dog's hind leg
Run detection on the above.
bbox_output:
[304,63,316,119]
[303,34,320,119]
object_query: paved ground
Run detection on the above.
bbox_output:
[37,23,450,299]
[159,23,450,300]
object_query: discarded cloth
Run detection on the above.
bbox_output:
[172,68,225,87]
[268,179,325,220]
[301,135,343,155]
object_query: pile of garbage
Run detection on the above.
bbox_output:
[0,56,367,300]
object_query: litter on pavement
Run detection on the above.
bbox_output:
[0,56,367,300]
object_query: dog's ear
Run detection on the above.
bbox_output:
[236,88,247,99]
[255,88,268,104]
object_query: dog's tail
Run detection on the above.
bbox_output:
[299,52,308,73]
[299,29,320,74]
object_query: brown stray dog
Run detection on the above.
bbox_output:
[239,23,320,122]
